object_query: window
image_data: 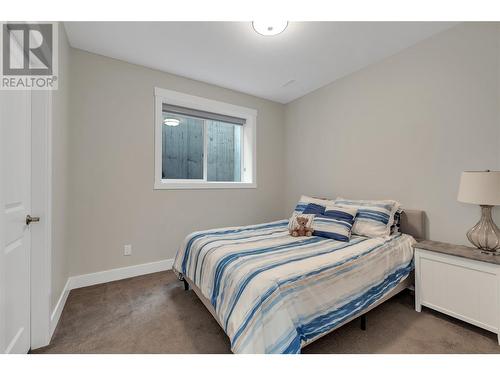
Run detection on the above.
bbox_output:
[162,112,242,182]
[154,87,257,189]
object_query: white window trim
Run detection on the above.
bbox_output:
[154,87,257,190]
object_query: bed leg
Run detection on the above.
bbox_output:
[360,314,366,331]
[183,279,189,291]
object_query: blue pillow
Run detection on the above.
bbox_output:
[302,203,326,215]
[293,195,332,214]
[312,205,358,242]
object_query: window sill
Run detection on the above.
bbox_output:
[154,180,257,190]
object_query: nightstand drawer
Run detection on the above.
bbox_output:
[415,248,500,335]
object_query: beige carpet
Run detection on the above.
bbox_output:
[32,270,500,354]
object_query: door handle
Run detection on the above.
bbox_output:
[26,215,40,225]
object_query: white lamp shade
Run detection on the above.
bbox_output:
[457,171,500,205]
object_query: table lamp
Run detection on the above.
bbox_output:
[457,170,500,254]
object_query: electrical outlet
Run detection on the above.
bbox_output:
[124,244,132,256]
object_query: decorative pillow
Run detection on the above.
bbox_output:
[334,197,400,238]
[293,195,332,214]
[311,205,357,242]
[390,208,403,235]
[287,212,315,232]
[302,203,326,215]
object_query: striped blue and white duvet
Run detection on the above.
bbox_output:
[173,220,415,354]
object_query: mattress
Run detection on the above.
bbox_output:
[173,220,415,353]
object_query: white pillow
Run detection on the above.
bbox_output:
[334,197,400,238]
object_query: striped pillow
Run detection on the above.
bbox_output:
[334,197,400,238]
[302,203,326,215]
[293,195,332,214]
[312,205,357,242]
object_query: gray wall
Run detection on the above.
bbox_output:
[284,23,500,245]
[68,49,286,276]
[51,24,71,310]
[65,22,500,279]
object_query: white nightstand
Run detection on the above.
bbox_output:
[414,240,500,345]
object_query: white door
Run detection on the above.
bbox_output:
[0,88,32,353]
[0,44,33,352]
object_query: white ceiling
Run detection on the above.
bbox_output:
[64,22,456,103]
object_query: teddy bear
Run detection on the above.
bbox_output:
[290,216,313,237]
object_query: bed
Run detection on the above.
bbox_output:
[173,209,425,354]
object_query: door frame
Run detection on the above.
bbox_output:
[0,94,6,352]
[29,90,53,349]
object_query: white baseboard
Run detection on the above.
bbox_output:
[67,258,174,290]
[50,278,71,337]
[49,258,174,339]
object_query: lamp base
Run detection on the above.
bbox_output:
[467,205,500,254]
[480,250,500,256]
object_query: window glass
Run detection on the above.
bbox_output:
[162,113,204,180]
[206,121,242,182]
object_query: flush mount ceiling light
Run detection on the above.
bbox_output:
[163,118,180,127]
[252,21,288,36]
